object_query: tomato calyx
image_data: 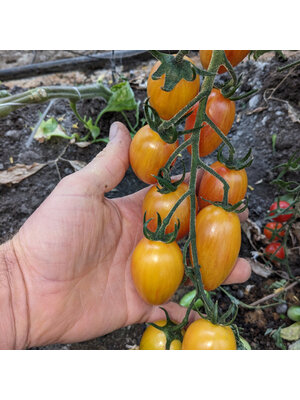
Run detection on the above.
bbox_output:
[198,195,248,214]
[217,144,253,170]
[143,98,179,143]
[153,163,186,194]
[149,50,212,92]
[143,211,180,244]
[149,309,184,350]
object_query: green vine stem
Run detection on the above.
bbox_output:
[147,51,241,329]
[0,83,112,118]
[203,115,235,154]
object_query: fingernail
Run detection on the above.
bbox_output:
[109,122,119,141]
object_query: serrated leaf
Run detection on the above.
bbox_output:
[280,322,300,341]
[102,81,137,114]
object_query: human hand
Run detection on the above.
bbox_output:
[5,122,251,348]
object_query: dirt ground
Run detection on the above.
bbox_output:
[0,50,299,350]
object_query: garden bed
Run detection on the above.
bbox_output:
[0,50,299,350]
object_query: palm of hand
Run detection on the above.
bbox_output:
[13,122,250,348]
[16,168,158,346]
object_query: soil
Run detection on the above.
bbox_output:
[0,50,299,350]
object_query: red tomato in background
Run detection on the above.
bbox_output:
[184,89,235,157]
[265,242,285,260]
[131,238,184,305]
[269,200,293,222]
[182,319,237,350]
[147,56,200,121]
[198,161,248,209]
[129,124,178,184]
[263,222,285,241]
[142,182,197,240]
[193,205,241,291]
[199,50,250,74]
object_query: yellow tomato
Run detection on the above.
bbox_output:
[147,56,200,120]
[139,320,183,350]
[182,319,237,350]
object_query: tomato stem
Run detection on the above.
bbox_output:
[0,83,112,118]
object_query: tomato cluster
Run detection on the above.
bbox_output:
[263,200,293,262]
[129,51,250,350]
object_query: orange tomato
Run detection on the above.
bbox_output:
[147,56,200,120]
[139,320,183,350]
[200,50,250,74]
[142,182,196,240]
[184,89,235,157]
[182,319,237,350]
[198,161,248,209]
[193,205,241,291]
[131,238,184,305]
[129,124,178,184]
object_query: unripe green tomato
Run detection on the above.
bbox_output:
[287,305,300,322]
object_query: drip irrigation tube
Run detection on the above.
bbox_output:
[0,50,151,81]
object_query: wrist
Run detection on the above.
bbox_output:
[0,239,30,349]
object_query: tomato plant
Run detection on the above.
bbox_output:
[265,242,285,260]
[147,55,200,121]
[142,182,197,240]
[129,124,178,184]
[269,200,293,222]
[182,319,237,349]
[130,51,257,350]
[199,50,250,74]
[184,89,235,157]
[131,238,184,305]
[198,161,248,209]
[263,222,285,241]
[139,320,183,350]
[193,205,241,291]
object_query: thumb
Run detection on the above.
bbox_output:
[78,122,131,195]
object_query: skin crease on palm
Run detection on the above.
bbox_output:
[5,122,251,349]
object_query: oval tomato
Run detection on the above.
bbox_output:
[139,320,183,350]
[131,238,184,305]
[198,161,248,209]
[147,56,200,121]
[263,222,285,241]
[193,205,241,291]
[265,242,285,260]
[199,50,250,74]
[129,124,178,184]
[184,89,235,157]
[142,182,197,240]
[182,319,237,350]
[269,200,293,222]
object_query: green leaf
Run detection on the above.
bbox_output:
[280,322,300,341]
[288,340,300,350]
[86,118,100,140]
[102,81,137,114]
[34,117,71,142]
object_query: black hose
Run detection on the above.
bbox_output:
[0,50,150,81]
